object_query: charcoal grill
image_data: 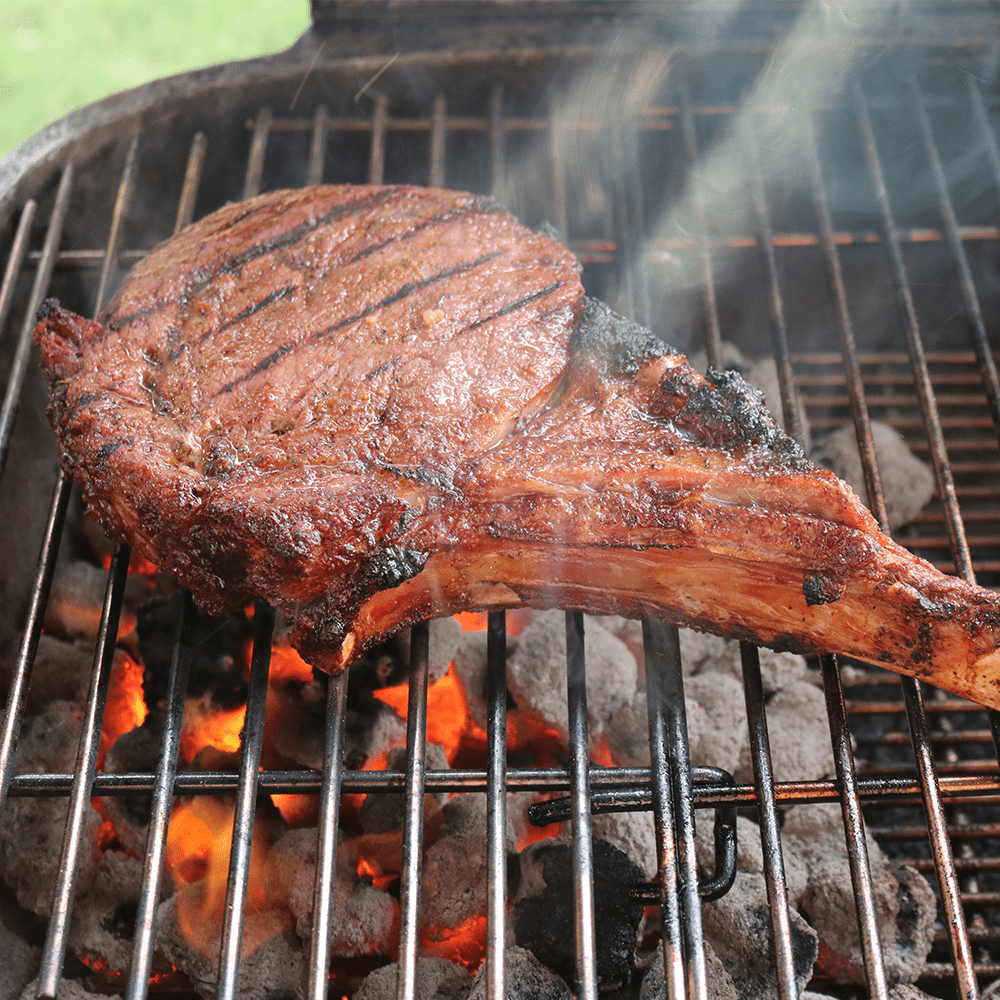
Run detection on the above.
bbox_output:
[3,2,1000,998]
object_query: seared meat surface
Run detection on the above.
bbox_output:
[34,185,1000,707]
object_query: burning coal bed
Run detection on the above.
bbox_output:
[0,400,949,1000]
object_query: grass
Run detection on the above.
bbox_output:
[0,0,310,159]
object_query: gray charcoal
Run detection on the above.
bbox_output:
[0,699,102,916]
[513,838,645,992]
[19,978,107,1000]
[702,871,818,1000]
[155,894,306,1000]
[10,633,91,713]
[468,944,574,999]
[353,958,470,1000]
[697,640,808,694]
[506,610,637,739]
[66,850,145,976]
[101,723,161,856]
[639,942,739,1000]
[1,917,41,1000]
[811,420,934,530]
[887,987,942,999]
[274,828,398,957]
[450,629,490,730]
[677,627,731,675]
[736,680,834,784]
[359,743,450,834]
[782,803,936,985]
[683,673,748,777]
[396,617,464,685]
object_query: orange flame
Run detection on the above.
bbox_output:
[167,797,293,960]
[267,645,315,685]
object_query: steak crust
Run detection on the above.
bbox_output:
[34,184,1000,709]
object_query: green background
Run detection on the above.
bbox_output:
[1,0,311,160]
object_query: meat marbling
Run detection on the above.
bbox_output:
[33,184,1000,708]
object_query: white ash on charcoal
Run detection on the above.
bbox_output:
[0,698,102,916]
[66,850,145,977]
[396,616,465,685]
[43,556,148,650]
[693,641,809,695]
[683,673,748,778]
[735,680,835,785]
[639,941,739,1000]
[605,687,707,770]
[781,803,936,985]
[271,828,398,956]
[353,957,470,1000]
[3,633,92,713]
[19,977,110,1000]
[100,723,161,857]
[0,906,42,1000]
[512,837,646,993]
[155,894,306,1000]
[811,420,935,531]
[448,629,491,731]
[467,944,574,1000]
[421,792,518,936]
[345,703,407,772]
[701,870,819,1000]
[506,611,637,740]
[358,744,450,835]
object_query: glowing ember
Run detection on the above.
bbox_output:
[421,913,488,971]
[97,651,147,768]
[372,663,486,764]
[180,694,246,762]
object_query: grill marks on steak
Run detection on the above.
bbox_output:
[34,184,1000,709]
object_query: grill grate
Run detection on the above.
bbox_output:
[2,20,1000,1000]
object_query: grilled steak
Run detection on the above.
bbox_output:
[34,184,1000,707]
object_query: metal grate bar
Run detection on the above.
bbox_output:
[243,107,273,200]
[804,109,889,528]
[488,84,505,198]
[643,620,706,999]
[566,610,598,1000]
[397,621,430,1000]
[812,93,980,996]
[308,106,329,186]
[37,544,132,999]
[821,654,890,998]
[125,591,191,1000]
[548,97,569,240]
[429,93,447,188]
[369,95,389,185]
[912,78,1000,441]
[485,610,508,1000]
[740,644,798,1000]
[175,132,207,234]
[216,598,276,1000]
[0,166,72,477]
[678,81,722,372]
[745,114,806,447]
[93,132,139,318]
[853,81,974,581]
[0,472,72,823]
[306,667,350,1000]
[0,199,36,336]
